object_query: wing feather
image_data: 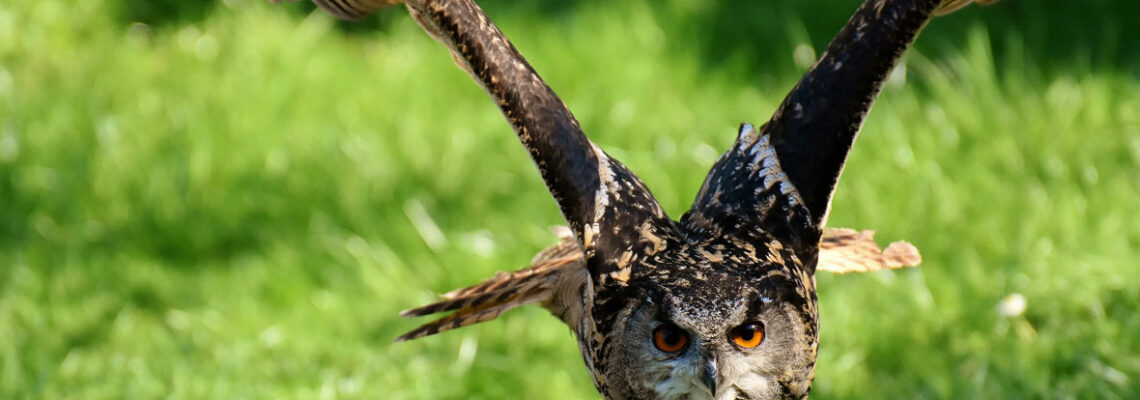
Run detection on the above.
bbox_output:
[395,234,586,342]
[817,228,921,274]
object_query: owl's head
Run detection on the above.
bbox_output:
[591,240,819,400]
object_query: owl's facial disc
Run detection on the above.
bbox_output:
[606,242,818,400]
[639,315,767,399]
[653,275,814,400]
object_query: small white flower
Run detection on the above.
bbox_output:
[997,293,1027,317]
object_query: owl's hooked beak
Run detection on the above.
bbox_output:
[702,356,718,396]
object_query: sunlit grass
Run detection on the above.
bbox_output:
[2,0,1138,398]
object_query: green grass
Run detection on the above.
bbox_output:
[2,0,1139,398]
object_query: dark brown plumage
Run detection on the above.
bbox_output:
[278,0,995,398]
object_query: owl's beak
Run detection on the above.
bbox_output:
[702,356,718,395]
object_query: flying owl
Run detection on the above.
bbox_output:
[277,0,995,398]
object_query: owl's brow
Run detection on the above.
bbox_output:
[744,293,778,318]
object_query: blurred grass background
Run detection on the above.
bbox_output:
[2,0,1139,398]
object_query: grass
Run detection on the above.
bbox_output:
[2,0,1139,398]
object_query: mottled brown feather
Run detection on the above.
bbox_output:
[396,227,920,341]
[395,234,582,342]
[817,228,921,273]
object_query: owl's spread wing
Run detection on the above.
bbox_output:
[682,0,946,271]
[296,0,677,284]
[403,0,677,284]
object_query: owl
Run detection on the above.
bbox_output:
[280,0,993,398]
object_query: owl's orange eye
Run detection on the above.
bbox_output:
[731,322,765,348]
[652,324,689,353]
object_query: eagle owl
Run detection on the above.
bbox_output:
[281,0,991,398]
